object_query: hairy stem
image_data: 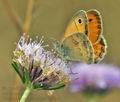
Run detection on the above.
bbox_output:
[20,88,32,102]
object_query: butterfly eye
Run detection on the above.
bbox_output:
[78,19,82,24]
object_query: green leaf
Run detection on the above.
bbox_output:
[40,84,65,90]
[33,82,65,90]
[33,83,44,89]
[46,84,65,90]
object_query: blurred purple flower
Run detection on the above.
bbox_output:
[69,62,120,93]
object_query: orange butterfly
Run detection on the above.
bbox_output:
[53,9,107,63]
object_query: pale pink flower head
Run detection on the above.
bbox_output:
[12,36,69,90]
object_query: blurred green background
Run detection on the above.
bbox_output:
[0,0,120,102]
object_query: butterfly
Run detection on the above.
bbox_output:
[53,9,107,64]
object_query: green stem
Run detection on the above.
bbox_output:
[86,96,99,102]
[88,98,97,102]
[20,88,32,102]
[83,94,100,102]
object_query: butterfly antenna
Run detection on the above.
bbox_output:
[69,66,78,75]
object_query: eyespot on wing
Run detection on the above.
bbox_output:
[62,10,88,42]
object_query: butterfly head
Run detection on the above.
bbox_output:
[52,39,70,61]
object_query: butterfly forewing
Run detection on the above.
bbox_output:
[62,10,88,42]
[87,9,103,44]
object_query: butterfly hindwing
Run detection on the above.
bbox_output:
[62,32,94,64]
[93,35,107,63]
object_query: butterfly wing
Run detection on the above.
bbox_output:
[93,35,107,63]
[62,10,88,41]
[87,9,103,44]
[61,9,107,63]
[62,32,94,64]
